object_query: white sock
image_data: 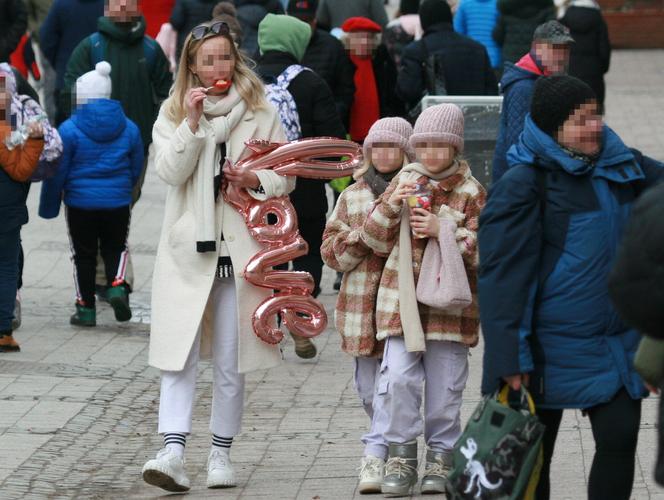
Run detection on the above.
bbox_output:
[163,432,186,457]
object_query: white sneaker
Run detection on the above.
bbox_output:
[207,449,236,488]
[358,455,385,494]
[142,447,190,492]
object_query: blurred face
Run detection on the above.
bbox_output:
[191,36,236,95]
[347,31,377,58]
[370,142,404,174]
[534,42,570,75]
[105,0,141,23]
[0,76,9,124]
[414,141,456,174]
[555,100,603,156]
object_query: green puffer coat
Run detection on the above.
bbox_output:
[62,16,172,152]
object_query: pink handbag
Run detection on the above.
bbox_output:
[416,219,472,311]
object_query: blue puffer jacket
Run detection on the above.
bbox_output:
[478,115,663,409]
[39,99,144,218]
[453,0,502,69]
[491,62,539,183]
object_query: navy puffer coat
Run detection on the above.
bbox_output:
[479,115,663,409]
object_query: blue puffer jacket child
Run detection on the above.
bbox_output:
[39,98,144,219]
[479,114,663,409]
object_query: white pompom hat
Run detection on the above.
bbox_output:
[76,61,112,104]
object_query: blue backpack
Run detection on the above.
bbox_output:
[89,32,158,73]
[265,64,310,141]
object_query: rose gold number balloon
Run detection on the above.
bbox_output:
[223,138,363,344]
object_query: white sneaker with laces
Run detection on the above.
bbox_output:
[358,455,385,494]
[207,449,236,488]
[142,447,190,492]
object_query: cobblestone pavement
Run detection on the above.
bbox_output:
[1,50,662,500]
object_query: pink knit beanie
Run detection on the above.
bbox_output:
[410,104,465,153]
[363,117,415,162]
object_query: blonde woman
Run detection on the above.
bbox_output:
[141,20,291,492]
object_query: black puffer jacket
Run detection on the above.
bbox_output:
[493,0,555,64]
[560,6,611,108]
[397,22,497,109]
[170,0,218,59]
[235,0,284,59]
[0,0,28,62]
[256,51,346,216]
[301,28,355,127]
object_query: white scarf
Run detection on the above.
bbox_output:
[397,161,460,352]
[195,86,247,252]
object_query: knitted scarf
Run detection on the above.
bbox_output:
[194,86,246,252]
[349,54,380,142]
[397,161,460,352]
[363,164,400,197]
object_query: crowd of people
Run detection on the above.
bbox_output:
[1,0,662,498]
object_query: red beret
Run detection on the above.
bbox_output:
[341,17,382,33]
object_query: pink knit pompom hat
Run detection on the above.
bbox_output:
[410,103,465,153]
[363,117,415,162]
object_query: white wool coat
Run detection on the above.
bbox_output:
[148,104,292,373]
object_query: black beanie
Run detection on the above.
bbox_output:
[419,0,452,32]
[531,75,597,136]
[400,0,420,15]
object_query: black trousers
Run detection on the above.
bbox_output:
[536,388,642,500]
[66,206,131,307]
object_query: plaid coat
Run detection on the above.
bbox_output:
[321,180,386,357]
[362,162,486,345]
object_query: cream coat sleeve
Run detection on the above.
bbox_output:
[248,108,296,200]
[152,108,208,186]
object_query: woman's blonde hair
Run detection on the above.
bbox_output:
[163,22,267,123]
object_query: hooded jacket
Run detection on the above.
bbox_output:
[491,57,541,182]
[235,0,284,59]
[256,16,346,217]
[39,99,144,218]
[560,5,611,107]
[493,0,555,64]
[62,16,172,152]
[479,115,664,408]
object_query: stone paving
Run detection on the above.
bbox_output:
[0,50,663,500]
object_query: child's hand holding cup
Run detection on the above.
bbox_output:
[407,183,433,239]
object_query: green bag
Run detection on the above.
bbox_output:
[446,386,545,500]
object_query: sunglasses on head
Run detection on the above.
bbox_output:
[191,21,231,40]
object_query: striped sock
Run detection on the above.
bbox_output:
[212,434,233,452]
[163,432,186,457]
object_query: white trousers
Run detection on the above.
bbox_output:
[157,278,245,437]
[364,336,469,458]
[354,356,381,419]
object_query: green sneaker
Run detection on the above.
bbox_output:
[106,284,132,322]
[382,441,418,497]
[420,448,452,494]
[70,304,96,327]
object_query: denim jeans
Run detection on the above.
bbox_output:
[0,228,21,332]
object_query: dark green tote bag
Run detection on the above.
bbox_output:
[446,386,545,500]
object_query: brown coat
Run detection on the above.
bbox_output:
[0,124,44,182]
[321,180,385,357]
[362,162,486,346]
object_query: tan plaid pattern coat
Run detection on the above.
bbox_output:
[321,181,386,357]
[362,162,487,346]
